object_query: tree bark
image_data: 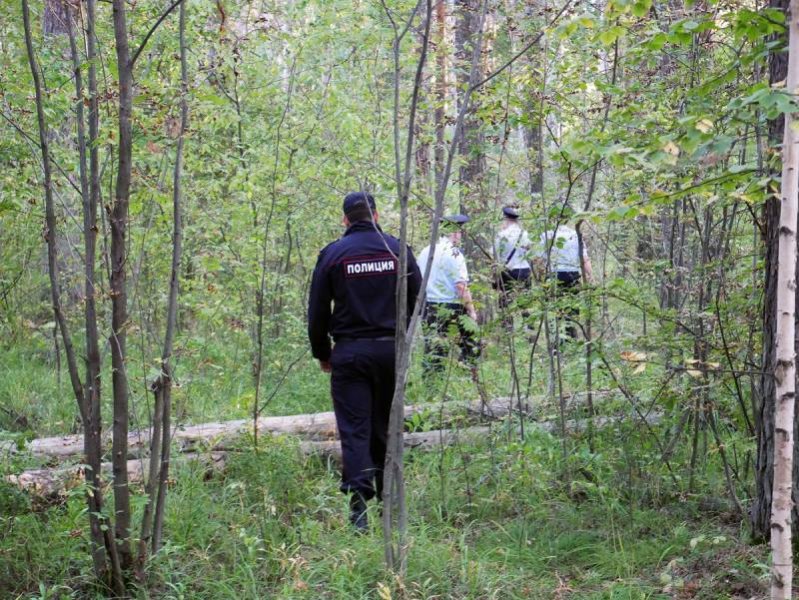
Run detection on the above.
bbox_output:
[752,0,794,543]
[111,0,134,571]
[82,11,114,578]
[23,0,124,592]
[434,0,447,185]
[454,0,485,216]
[383,0,432,574]
[66,6,111,581]
[152,0,189,554]
[11,410,654,497]
[43,0,69,36]
[770,0,799,593]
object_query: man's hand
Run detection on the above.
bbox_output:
[319,360,332,373]
[580,256,594,285]
[456,281,478,321]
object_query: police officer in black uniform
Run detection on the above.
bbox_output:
[308,192,422,531]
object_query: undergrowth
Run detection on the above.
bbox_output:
[0,427,766,599]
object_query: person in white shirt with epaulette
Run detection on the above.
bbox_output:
[535,223,593,341]
[417,214,479,374]
[493,206,532,328]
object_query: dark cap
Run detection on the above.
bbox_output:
[441,214,470,227]
[503,206,520,219]
[342,192,376,216]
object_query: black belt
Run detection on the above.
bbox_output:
[335,336,395,343]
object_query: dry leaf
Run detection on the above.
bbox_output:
[377,582,392,600]
[695,119,713,133]
[663,141,680,156]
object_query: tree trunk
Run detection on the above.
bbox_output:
[11,411,662,498]
[152,0,188,554]
[454,0,485,216]
[770,0,799,593]
[66,6,110,581]
[23,0,123,592]
[752,0,794,543]
[111,0,134,571]
[519,3,543,198]
[43,0,69,36]
[384,0,432,574]
[414,12,431,190]
[82,1,121,582]
[434,0,447,186]
[524,106,543,197]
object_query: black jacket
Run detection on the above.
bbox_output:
[307,221,422,361]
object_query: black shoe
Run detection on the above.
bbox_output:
[349,493,368,532]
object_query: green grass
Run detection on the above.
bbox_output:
[0,328,332,440]
[0,298,765,599]
[0,429,767,599]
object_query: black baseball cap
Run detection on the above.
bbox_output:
[503,206,520,219]
[342,192,376,216]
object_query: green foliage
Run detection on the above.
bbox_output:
[0,424,767,597]
[0,0,785,594]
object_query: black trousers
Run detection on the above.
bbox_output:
[423,302,480,374]
[330,339,395,500]
[498,268,532,310]
[497,268,532,329]
[555,271,581,339]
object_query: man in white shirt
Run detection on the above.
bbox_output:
[535,224,593,340]
[417,214,479,373]
[493,206,532,325]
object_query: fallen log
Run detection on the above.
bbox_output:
[8,428,492,497]
[8,411,660,498]
[2,397,536,461]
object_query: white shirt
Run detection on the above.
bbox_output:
[494,222,531,271]
[418,237,468,303]
[539,226,583,273]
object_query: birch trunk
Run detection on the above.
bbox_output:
[770,0,799,594]
[753,0,794,544]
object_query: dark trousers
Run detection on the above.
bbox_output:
[498,268,532,309]
[555,271,581,339]
[330,340,395,500]
[498,268,532,329]
[423,302,480,374]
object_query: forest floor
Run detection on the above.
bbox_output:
[0,427,768,599]
[0,337,769,599]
